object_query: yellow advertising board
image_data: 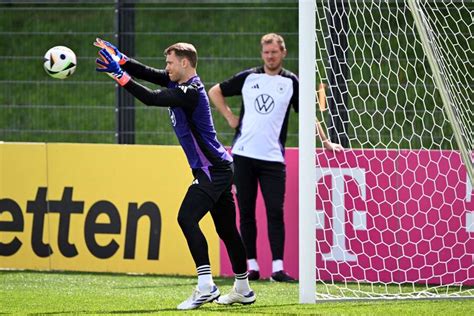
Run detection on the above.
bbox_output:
[0,142,51,270]
[0,143,220,275]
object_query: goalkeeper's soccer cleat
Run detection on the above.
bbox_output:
[216,287,256,305]
[177,285,220,310]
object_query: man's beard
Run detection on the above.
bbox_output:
[265,62,282,72]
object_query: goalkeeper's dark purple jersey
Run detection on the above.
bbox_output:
[122,59,232,172]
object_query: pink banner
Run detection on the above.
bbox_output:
[219,149,299,280]
[220,149,474,285]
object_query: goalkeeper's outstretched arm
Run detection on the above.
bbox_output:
[122,59,171,87]
[123,79,198,110]
[96,48,197,109]
[94,37,170,87]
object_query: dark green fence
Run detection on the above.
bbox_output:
[0,0,298,146]
[0,0,471,149]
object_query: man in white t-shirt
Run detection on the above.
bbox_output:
[209,33,342,282]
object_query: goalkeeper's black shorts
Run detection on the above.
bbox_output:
[191,163,234,203]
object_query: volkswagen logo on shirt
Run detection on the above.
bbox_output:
[168,107,176,126]
[254,94,275,114]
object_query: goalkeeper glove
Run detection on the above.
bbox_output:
[93,38,129,65]
[96,48,131,86]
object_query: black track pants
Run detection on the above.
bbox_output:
[177,164,247,274]
[233,155,286,261]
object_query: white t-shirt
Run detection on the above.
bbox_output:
[219,67,299,162]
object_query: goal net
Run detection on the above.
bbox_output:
[299,0,473,302]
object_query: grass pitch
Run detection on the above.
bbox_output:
[1,270,473,315]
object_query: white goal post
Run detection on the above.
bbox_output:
[299,0,473,303]
[298,0,317,304]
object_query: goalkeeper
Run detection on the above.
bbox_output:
[94,39,256,310]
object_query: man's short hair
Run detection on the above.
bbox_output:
[164,43,198,68]
[260,33,286,51]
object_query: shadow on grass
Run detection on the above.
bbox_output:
[26,303,300,315]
